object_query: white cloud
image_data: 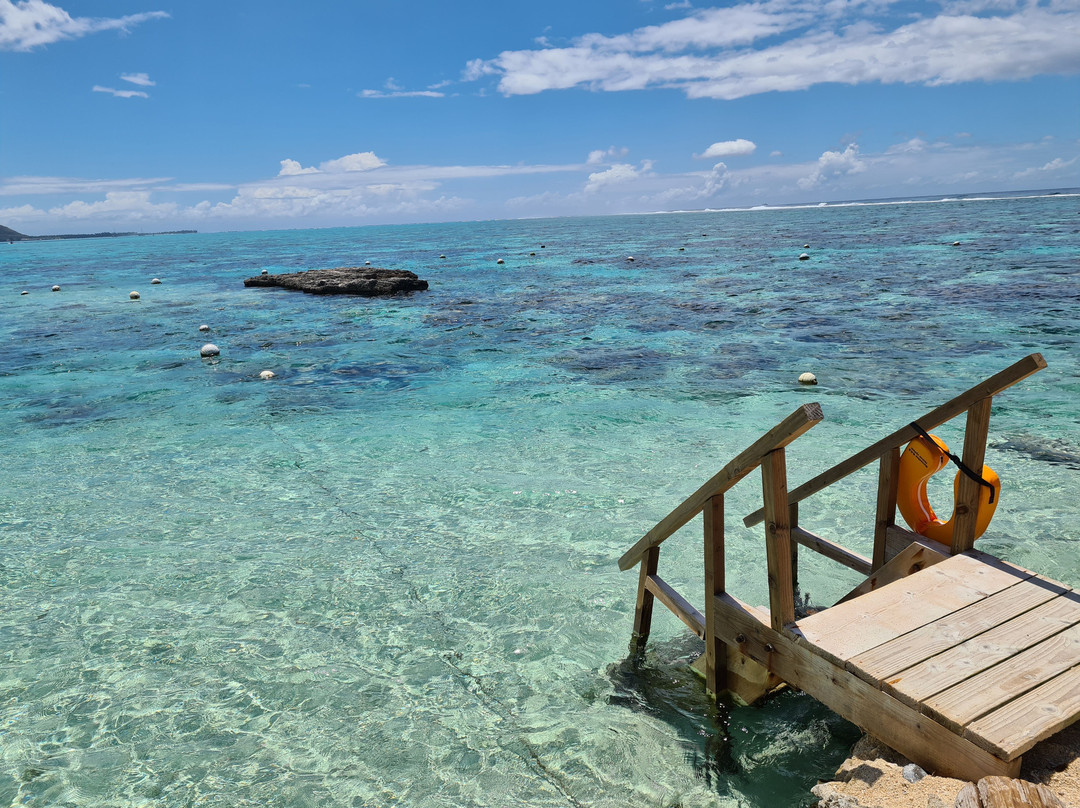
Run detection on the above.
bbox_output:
[1013,155,1079,178]
[92,84,148,99]
[360,88,445,98]
[0,0,168,51]
[49,191,177,220]
[798,143,866,189]
[120,72,154,86]
[278,159,319,176]
[698,138,756,158]
[320,151,387,172]
[468,3,1080,100]
[584,161,654,193]
[586,146,629,164]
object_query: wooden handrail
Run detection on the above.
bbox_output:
[618,402,823,571]
[743,353,1046,528]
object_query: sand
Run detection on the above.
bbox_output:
[811,725,1080,807]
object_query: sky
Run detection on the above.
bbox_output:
[1,0,1078,233]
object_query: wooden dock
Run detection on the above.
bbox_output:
[619,354,1080,782]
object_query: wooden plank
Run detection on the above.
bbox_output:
[644,574,705,638]
[873,447,901,570]
[744,354,1046,528]
[795,552,1032,664]
[836,541,947,606]
[714,593,1020,781]
[924,620,1080,732]
[703,493,725,693]
[631,545,660,651]
[761,448,795,630]
[792,526,872,576]
[885,524,951,564]
[886,589,1080,709]
[966,663,1080,760]
[950,397,993,555]
[619,402,823,571]
[850,576,1067,682]
[975,777,1066,808]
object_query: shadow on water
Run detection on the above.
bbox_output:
[604,632,861,807]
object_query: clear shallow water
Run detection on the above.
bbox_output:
[1,194,1078,807]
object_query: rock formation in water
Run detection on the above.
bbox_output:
[243,267,428,297]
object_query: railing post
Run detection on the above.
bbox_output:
[703,494,726,694]
[873,447,901,570]
[951,396,993,554]
[761,448,796,630]
[630,545,660,654]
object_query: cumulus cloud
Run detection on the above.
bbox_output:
[798,143,866,189]
[0,0,168,51]
[698,138,756,158]
[320,151,387,172]
[584,160,654,193]
[467,2,1080,100]
[278,159,319,176]
[92,85,149,99]
[120,72,154,86]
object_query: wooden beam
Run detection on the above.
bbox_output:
[619,402,823,571]
[884,524,951,564]
[744,354,1046,528]
[713,593,1021,781]
[950,397,992,555]
[630,545,660,652]
[703,493,726,693]
[873,447,901,571]
[761,449,795,630]
[644,574,705,638]
[792,526,873,576]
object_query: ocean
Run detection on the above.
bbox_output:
[1,191,1078,807]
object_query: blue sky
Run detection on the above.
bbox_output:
[1,0,1078,233]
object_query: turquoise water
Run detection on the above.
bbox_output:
[1,194,1078,807]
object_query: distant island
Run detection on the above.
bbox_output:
[1,225,196,243]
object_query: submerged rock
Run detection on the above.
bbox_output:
[243,267,428,297]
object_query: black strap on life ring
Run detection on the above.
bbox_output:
[909,422,996,504]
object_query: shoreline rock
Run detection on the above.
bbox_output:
[812,729,1080,807]
[243,267,428,297]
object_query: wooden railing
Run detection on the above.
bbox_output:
[619,353,1047,697]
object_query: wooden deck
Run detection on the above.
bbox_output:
[620,354,1080,782]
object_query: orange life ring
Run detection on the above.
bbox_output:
[896,433,1000,543]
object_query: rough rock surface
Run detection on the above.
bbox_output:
[811,728,1080,807]
[243,267,428,296]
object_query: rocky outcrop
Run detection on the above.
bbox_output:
[243,268,428,296]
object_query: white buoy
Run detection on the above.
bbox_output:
[799,253,810,260]
[626,256,635,262]
[804,244,810,249]
[200,343,220,357]
[20,290,28,295]
[129,291,140,300]
[439,254,446,259]
[261,269,269,275]
[199,324,210,332]
[798,372,818,385]
[364,260,371,266]
[51,285,60,292]
[496,258,505,265]
[259,370,275,380]
[952,241,961,246]
[151,278,161,284]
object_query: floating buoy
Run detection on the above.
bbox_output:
[261,269,269,275]
[364,261,371,266]
[440,254,446,259]
[20,290,28,295]
[626,256,635,262]
[198,324,210,332]
[799,253,810,260]
[129,291,140,300]
[496,258,505,265]
[51,285,60,292]
[200,343,219,357]
[151,278,161,284]
[798,372,818,385]
[952,241,961,246]
[259,370,275,379]
[804,244,810,249]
